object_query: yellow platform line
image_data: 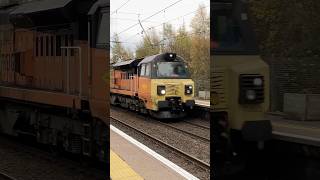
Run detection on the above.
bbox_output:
[110,150,144,180]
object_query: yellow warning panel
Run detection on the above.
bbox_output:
[110,150,144,180]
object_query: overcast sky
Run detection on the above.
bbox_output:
[110,0,210,51]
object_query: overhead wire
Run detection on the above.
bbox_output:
[111,17,160,23]
[110,0,131,15]
[121,5,209,43]
[112,0,185,39]
[111,0,209,52]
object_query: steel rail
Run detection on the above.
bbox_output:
[0,171,17,180]
[110,116,210,171]
[156,121,210,142]
[181,120,210,130]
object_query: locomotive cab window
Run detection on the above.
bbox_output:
[96,8,109,49]
[140,64,146,76]
[155,61,189,78]
[212,2,258,54]
[145,63,151,77]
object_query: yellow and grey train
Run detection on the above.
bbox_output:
[110,53,195,119]
[212,0,272,176]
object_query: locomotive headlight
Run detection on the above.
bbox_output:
[253,78,263,86]
[246,90,256,100]
[185,85,193,95]
[239,75,264,104]
[157,86,166,95]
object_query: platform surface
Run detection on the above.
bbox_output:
[110,150,143,180]
[268,113,320,146]
[110,125,193,180]
[195,99,210,108]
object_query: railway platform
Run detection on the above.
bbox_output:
[268,112,320,147]
[195,99,210,108]
[110,125,199,180]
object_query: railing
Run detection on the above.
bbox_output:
[117,72,138,95]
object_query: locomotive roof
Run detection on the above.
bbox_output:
[112,53,183,69]
[88,0,108,15]
[138,54,158,65]
[112,58,142,69]
[10,0,72,15]
[138,53,182,66]
[0,5,16,25]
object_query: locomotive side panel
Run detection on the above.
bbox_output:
[0,0,109,162]
[138,76,152,108]
[90,48,109,122]
[110,69,137,97]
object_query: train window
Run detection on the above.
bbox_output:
[96,11,109,48]
[213,3,258,54]
[145,63,151,77]
[40,37,44,56]
[140,64,146,76]
[36,37,39,57]
[56,35,61,56]
[46,36,49,56]
[50,36,54,56]
[156,62,189,78]
[213,11,244,50]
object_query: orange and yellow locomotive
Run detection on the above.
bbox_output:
[110,53,195,119]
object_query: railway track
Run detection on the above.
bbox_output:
[111,116,210,171]
[111,106,210,142]
[182,120,210,130]
[156,121,210,142]
[0,171,16,180]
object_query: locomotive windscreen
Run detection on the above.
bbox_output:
[212,1,258,54]
[155,62,190,78]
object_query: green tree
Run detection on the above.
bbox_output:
[160,23,175,52]
[173,23,191,64]
[111,33,134,64]
[135,29,160,58]
[248,0,320,56]
[190,4,210,38]
[189,4,210,92]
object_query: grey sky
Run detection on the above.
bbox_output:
[110,0,210,51]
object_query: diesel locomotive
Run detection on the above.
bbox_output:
[110,52,195,119]
[0,0,109,162]
[212,0,272,176]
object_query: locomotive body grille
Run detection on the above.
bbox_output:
[212,68,227,109]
